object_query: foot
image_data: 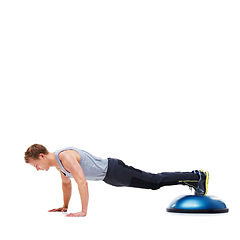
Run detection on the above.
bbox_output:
[179,170,209,196]
[192,170,209,196]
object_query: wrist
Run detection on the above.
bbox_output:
[82,209,87,214]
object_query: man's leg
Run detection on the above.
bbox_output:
[103,158,199,190]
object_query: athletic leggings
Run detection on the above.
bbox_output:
[103,158,198,190]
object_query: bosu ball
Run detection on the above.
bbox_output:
[167,195,229,213]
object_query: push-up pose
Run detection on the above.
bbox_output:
[24,144,209,217]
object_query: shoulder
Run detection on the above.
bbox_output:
[59,150,75,162]
[59,150,80,168]
[59,150,84,178]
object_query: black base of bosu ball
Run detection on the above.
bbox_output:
[167,195,229,213]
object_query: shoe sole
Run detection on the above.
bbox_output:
[202,170,209,196]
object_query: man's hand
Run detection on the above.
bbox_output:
[66,211,87,217]
[48,207,68,212]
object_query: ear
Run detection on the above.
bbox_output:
[39,153,45,159]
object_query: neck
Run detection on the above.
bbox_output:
[47,152,58,167]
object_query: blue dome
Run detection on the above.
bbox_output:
[167,195,229,213]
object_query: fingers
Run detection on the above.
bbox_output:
[48,209,57,212]
[48,207,67,212]
[48,208,60,212]
[48,208,87,217]
[66,213,74,217]
[66,211,86,217]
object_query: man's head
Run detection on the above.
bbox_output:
[24,144,50,171]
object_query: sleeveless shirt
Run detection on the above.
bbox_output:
[54,147,108,181]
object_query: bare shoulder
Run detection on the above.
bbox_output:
[58,150,80,172]
[58,150,85,180]
[59,150,73,160]
[59,150,81,163]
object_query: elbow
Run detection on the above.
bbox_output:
[77,179,88,188]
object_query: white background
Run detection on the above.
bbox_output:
[0,0,239,239]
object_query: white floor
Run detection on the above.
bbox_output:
[2,176,238,239]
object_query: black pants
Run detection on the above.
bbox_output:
[103,158,198,190]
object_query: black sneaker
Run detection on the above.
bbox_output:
[179,170,209,196]
[192,170,209,196]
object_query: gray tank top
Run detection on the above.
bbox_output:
[54,147,108,181]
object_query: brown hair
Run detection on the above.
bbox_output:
[24,144,49,163]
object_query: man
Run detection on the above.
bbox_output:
[24,144,209,217]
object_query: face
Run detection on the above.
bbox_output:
[28,154,50,171]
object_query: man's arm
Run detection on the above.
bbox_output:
[61,173,72,209]
[60,152,89,217]
[48,172,72,213]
